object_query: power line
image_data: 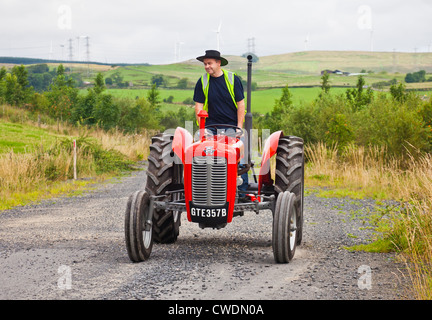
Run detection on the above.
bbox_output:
[85,36,90,77]
[85,36,90,62]
[68,38,73,61]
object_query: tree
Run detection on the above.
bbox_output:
[390,82,408,103]
[405,73,415,83]
[346,75,373,111]
[325,113,355,151]
[93,94,120,130]
[320,71,331,94]
[147,84,161,109]
[71,88,97,125]
[4,73,20,105]
[177,78,188,89]
[151,74,167,87]
[405,70,426,83]
[112,71,126,88]
[45,64,78,122]
[27,64,49,74]
[0,67,6,102]
[417,70,426,82]
[93,73,106,95]
[266,85,293,132]
[274,85,293,113]
[8,65,33,106]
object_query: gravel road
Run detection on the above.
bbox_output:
[0,162,408,300]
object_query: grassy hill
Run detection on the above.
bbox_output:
[94,50,432,89]
[254,50,432,74]
[4,50,432,89]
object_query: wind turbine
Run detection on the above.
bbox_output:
[174,40,185,62]
[213,20,222,51]
[304,34,310,51]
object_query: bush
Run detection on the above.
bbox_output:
[151,74,167,87]
[353,95,431,158]
[182,97,194,105]
[325,113,355,151]
[177,78,188,89]
[93,94,120,130]
[281,103,320,144]
[267,79,432,160]
[405,70,426,83]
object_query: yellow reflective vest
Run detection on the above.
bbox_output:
[200,69,237,111]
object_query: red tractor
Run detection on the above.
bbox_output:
[125,56,304,264]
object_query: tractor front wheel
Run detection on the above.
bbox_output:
[272,191,297,263]
[125,191,153,262]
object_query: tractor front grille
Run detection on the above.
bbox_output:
[192,157,227,206]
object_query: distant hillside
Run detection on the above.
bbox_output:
[3,51,431,89]
[182,50,432,88]
[256,51,432,74]
[185,50,432,75]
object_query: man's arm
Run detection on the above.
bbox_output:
[236,99,245,128]
[195,102,204,123]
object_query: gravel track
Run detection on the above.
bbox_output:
[0,162,408,300]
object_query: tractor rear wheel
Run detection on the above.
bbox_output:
[145,133,183,244]
[275,135,304,245]
[272,191,297,263]
[125,191,153,262]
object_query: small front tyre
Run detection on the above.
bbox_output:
[272,191,297,263]
[125,191,153,262]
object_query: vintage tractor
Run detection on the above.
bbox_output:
[125,56,304,263]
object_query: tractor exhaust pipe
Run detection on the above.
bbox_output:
[245,55,253,166]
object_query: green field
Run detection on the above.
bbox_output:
[100,86,356,114]
[0,120,67,154]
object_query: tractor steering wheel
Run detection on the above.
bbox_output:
[205,124,244,138]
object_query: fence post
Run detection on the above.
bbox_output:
[73,140,77,180]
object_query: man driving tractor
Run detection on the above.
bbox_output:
[125,52,304,264]
[193,50,249,191]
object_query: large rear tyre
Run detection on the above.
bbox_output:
[125,191,153,262]
[272,191,297,263]
[146,133,183,244]
[275,136,304,245]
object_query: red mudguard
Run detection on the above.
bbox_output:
[258,131,283,195]
[172,127,193,165]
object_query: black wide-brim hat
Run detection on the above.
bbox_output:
[196,50,228,66]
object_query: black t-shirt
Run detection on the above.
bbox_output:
[193,73,244,126]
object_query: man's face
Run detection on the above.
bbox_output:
[203,58,221,77]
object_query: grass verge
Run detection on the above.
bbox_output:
[305,142,432,299]
[0,104,150,211]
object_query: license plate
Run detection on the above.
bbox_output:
[189,202,229,225]
[190,207,227,218]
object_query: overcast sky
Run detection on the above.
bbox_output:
[1,0,431,64]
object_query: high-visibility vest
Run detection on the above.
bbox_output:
[201,69,237,111]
